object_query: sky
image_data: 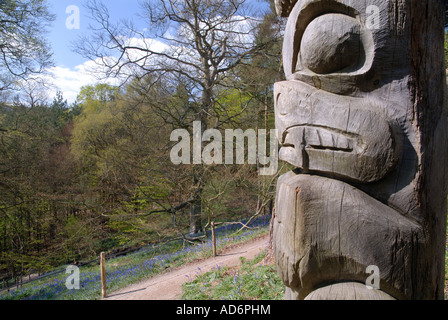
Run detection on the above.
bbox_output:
[44,0,146,103]
[43,0,269,104]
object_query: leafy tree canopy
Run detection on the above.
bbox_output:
[0,0,54,91]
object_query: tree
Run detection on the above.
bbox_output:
[0,0,54,91]
[0,92,80,282]
[226,0,284,226]
[76,0,275,236]
[70,83,187,244]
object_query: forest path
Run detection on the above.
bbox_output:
[104,234,270,300]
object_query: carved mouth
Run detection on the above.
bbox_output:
[279,125,364,176]
[282,125,357,153]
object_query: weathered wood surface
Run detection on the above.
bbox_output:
[272,0,447,300]
[100,252,107,299]
[303,282,395,300]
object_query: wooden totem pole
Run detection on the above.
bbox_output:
[272,0,448,299]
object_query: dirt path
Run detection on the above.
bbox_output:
[104,235,270,300]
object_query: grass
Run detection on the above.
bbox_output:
[182,215,448,301]
[0,216,271,300]
[182,250,284,300]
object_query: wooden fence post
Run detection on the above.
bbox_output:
[100,252,106,298]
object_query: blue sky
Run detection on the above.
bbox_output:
[43,0,269,104]
[44,0,146,103]
[48,0,146,69]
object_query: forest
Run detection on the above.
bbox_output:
[0,0,286,286]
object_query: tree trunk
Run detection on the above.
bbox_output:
[408,0,448,299]
[188,78,212,236]
[189,140,205,236]
[189,195,203,235]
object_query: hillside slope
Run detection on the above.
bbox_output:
[104,235,270,300]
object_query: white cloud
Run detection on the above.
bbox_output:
[44,14,257,105]
[45,59,121,104]
[45,37,169,104]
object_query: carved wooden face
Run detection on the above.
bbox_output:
[275,0,414,187]
[273,0,446,300]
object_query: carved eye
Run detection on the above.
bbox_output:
[299,14,364,74]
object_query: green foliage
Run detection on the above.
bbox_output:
[0,94,83,280]
[0,0,55,90]
[0,1,285,290]
[76,84,120,111]
[70,82,191,246]
[63,215,103,263]
[182,250,284,300]
[445,31,448,68]
[214,88,252,123]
